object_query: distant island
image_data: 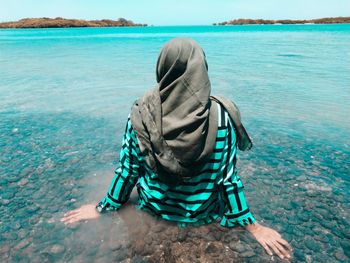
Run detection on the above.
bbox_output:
[213,17,350,25]
[0,17,147,28]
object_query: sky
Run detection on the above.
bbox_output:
[1,0,350,25]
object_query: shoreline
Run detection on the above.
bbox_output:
[0,23,349,30]
[1,17,350,29]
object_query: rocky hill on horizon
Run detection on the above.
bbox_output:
[214,17,350,25]
[0,17,147,28]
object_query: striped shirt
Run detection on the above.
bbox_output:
[97,103,256,228]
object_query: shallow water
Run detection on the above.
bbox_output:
[1,24,350,262]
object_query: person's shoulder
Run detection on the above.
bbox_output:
[216,103,237,140]
[124,115,142,148]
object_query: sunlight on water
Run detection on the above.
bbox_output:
[1,24,350,262]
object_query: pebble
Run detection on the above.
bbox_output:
[177,231,187,242]
[40,252,54,262]
[11,222,21,230]
[0,199,10,205]
[50,244,65,254]
[205,242,220,254]
[0,244,10,253]
[153,224,165,233]
[27,205,40,213]
[212,231,222,241]
[14,239,30,250]
[228,241,237,251]
[293,249,305,260]
[18,229,28,239]
[229,242,246,253]
[241,250,255,258]
[314,234,328,243]
[114,249,128,262]
[305,238,321,251]
[17,178,29,186]
[342,229,350,239]
[20,167,32,177]
[2,231,18,241]
[334,249,347,261]
[110,243,122,251]
[7,176,20,183]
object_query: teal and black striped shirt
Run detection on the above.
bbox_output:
[97,103,256,228]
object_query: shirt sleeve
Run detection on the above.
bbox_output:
[96,117,141,213]
[219,119,256,228]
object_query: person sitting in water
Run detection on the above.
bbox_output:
[61,37,292,259]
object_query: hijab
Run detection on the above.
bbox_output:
[130,38,252,186]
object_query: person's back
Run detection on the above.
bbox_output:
[99,102,256,228]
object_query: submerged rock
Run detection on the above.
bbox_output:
[241,250,255,258]
[334,249,347,261]
[17,178,29,186]
[305,238,321,251]
[14,239,30,250]
[50,244,65,254]
[205,242,221,254]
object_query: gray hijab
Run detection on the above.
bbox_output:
[130,38,252,186]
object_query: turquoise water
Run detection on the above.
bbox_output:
[1,24,350,262]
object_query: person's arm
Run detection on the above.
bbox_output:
[218,140,256,228]
[61,117,140,224]
[219,119,292,259]
[96,117,140,213]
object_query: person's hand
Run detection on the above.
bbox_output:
[245,222,292,259]
[60,204,101,224]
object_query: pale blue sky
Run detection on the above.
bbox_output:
[1,0,349,25]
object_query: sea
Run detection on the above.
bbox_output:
[0,24,349,262]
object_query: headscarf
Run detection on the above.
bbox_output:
[130,38,217,185]
[130,37,252,186]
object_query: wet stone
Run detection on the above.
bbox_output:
[241,250,255,258]
[29,216,40,225]
[14,239,30,250]
[334,249,347,261]
[40,252,55,262]
[340,239,350,253]
[213,230,222,241]
[2,231,18,241]
[305,238,321,251]
[18,229,28,239]
[314,234,328,243]
[0,199,10,205]
[2,191,15,199]
[114,249,129,262]
[27,205,40,213]
[110,243,122,251]
[177,231,187,242]
[205,242,220,254]
[230,242,247,253]
[0,244,10,254]
[7,176,20,183]
[153,224,166,233]
[17,178,29,186]
[342,229,350,239]
[11,222,22,230]
[50,244,65,254]
[20,167,32,177]
[0,178,8,185]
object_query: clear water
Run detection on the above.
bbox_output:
[1,25,349,262]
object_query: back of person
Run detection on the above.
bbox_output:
[102,101,255,228]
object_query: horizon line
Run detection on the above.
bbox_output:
[1,15,350,26]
